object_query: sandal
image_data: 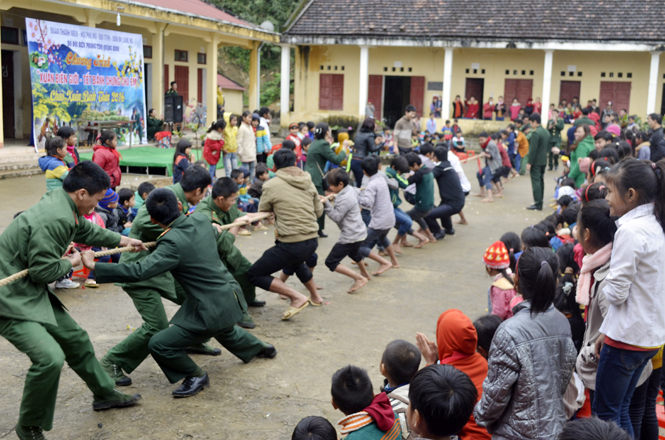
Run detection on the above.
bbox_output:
[282,302,309,320]
[238,229,252,236]
[308,299,323,307]
[85,280,99,288]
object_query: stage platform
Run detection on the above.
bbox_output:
[79,147,204,176]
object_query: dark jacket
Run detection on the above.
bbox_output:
[95,206,122,233]
[173,153,190,184]
[432,160,465,209]
[96,212,244,333]
[353,130,378,159]
[147,116,164,140]
[407,166,435,212]
[650,127,665,163]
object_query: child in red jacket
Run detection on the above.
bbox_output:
[203,119,226,179]
[92,130,121,189]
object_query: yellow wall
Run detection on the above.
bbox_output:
[223,89,244,115]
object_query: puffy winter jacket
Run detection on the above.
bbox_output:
[38,155,69,192]
[474,303,576,440]
[92,144,121,187]
[203,131,224,166]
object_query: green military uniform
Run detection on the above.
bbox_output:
[574,116,594,127]
[195,196,256,304]
[547,117,564,170]
[165,89,178,97]
[303,138,347,231]
[0,188,122,430]
[96,212,268,383]
[527,125,551,209]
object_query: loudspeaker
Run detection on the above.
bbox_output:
[164,95,183,123]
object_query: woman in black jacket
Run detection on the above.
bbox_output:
[351,118,379,186]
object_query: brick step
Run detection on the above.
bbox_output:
[0,154,40,163]
[0,160,41,172]
[0,167,43,180]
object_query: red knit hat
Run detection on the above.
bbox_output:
[483,241,510,270]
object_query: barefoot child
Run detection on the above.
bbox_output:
[476,132,501,202]
[358,157,399,275]
[405,152,437,244]
[320,168,370,293]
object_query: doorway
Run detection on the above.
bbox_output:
[504,79,533,110]
[465,78,484,119]
[383,76,411,128]
[2,50,15,139]
[599,81,631,113]
[559,81,581,106]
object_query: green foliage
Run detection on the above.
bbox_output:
[260,73,294,107]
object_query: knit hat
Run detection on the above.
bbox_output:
[252,113,260,121]
[606,124,621,137]
[483,241,510,270]
[98,188,119,211]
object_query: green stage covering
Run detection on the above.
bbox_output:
[79,147,205,176]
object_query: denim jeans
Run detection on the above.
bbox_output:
[394,207,413,237]
[242,161,256,182]
[209,164,216,179]
[515,153,522,175]
[476,166,493,190]
[223,152,238,177]
[360,228,391,258]
[593,344,658,437]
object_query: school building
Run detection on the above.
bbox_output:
[0,0,278,147]
[278,0,665,131]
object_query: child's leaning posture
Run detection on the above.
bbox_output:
[380,340,421,440]
[407,364,479,440]
[593,159,665,436]
[321,168,371,293]
[474,248,577,439]
[405,152,437,244]
[39,136,70,192]
[483,241,517,320]
[332,365,401,440]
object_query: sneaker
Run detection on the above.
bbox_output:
[54,278,80,289]
[15,425,46,440]
[84,279,99,288]
[92,389,141,411]
[100,357,132,386]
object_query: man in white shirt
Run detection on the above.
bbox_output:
[447,149,471,225]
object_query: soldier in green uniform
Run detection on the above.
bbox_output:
[547,108,565,171]
[525,113,551,211]
[195,177,266,310]
[304,122,347,237]
[99,165,224,388]
[88,189,276,398]
[0,162,142,440]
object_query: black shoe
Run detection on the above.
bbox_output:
[434,230,446,241]
[237,317,256,329]
[257,344,277,359]
[248,300,266,307]
[547,167,553,171]
[92,390,141,411]
[317,230,328,238]
[185,343,222,356]
[444,228,455,236]
[172,373,209,398]
[526,204,543,211]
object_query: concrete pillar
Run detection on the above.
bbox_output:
[207,35,220,123]
[358,45,369,119]
[280,44,290,127]
[151,24,165,119]
[648,51,661,115]
[441,48,453,121]
[541,49,554,126]
[84,9,100,28]
[248,42,260,110]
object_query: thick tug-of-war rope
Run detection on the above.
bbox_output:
[0,212,276,288]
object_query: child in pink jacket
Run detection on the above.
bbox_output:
[483,241,517,319]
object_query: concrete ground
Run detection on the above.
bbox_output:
[0,162,555,440]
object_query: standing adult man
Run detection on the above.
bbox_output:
[165,81,178,97]
[526,113,550,211]
[648,113,665,163]
[547,109,564,171]
[394,105,417,155]
[89,189,276,398]
[0,161,143,440]
[249,149,324,321]
[452,95,464,119]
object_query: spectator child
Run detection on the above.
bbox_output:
[292,417,337,440]
[248,163,270,199]
[452,119,463,137]
[299,137,312,168]
[253,113,272,164]
[57,126,79,166]
[473,315,503,359]
[509,98,521,120]
[416,309,491,439]
[93,130,121,189]
[483,241,517,320]
[130,181,155,221]
[474,248,577,439]
[593,159,665,436]
[237,111,257,181]
[558,417,631,440]
[500,231,522,272]
[80,189,121,288]
[380,340,421,440]
[116,188,135,235]
[441,120,453,144]
[332,365,401,440]
[203,119,226,179]
[222,113,239,177]
[39,136,70,192]
[407,364,479,440]
[286,123,302,157]
[520,226,551,251]
[173,139,193,184]
[95,188,121,233]
[405,153,437,244]
[321,168,371,292]
[307,121,315,139]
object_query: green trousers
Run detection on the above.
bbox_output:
[519,154,529,175]
[530,164,546,208]
[148,324,266,383]
[0,297,114,430]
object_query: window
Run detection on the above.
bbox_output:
[505,70,510,75]
[578,72,583,77]
[197,53,206,64]
[174,50,188,62]
[481,69,486,74]
[529,70,534,75]
[1,27,19,45]
[465,68,470,74]
[627,73,632,78]
[561,71,566,76]
[319,74,344,110]
[143,45,152,59]
[618,72,623,78]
